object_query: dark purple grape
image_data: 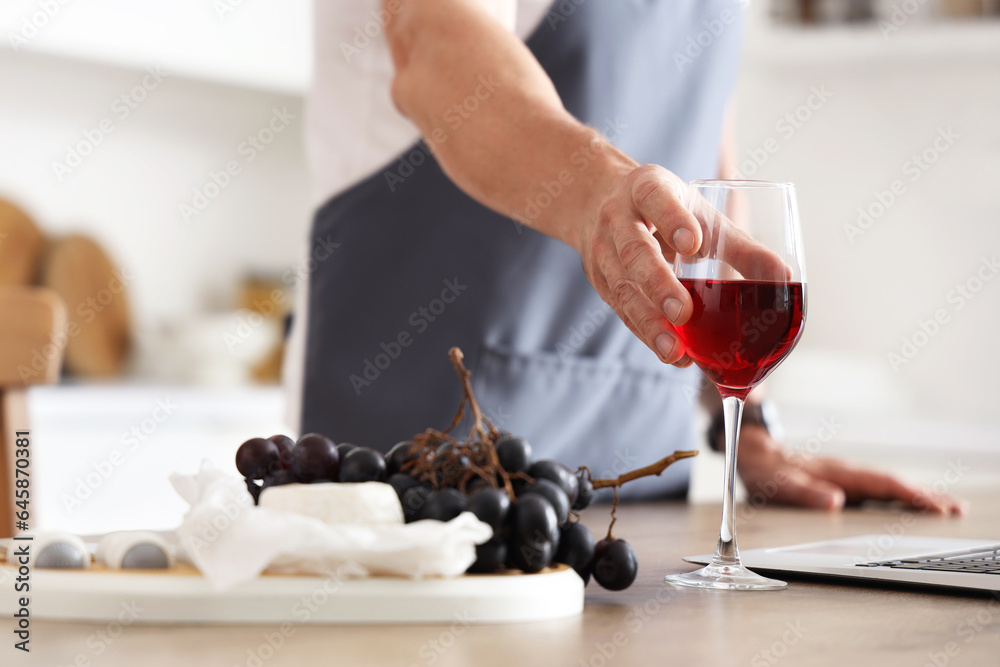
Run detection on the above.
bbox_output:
[338,447,387,483]
[467,538,507,574]
[508,537,555,574]
[520,479,570,526]
[496,436,532,474]
[388,473,419,499]
[513,494,558,548]
[466,487,511,533]
[336,442,358,459]
[555,523,595,582]
[591,538,638,591]
[528,460,579,505]
[290,433,339,482]
[236,437,280,480]
[385,441,417,476]
[418,488,466,522]
[401,485,433,522]
[267,434,296,471]
[573,472,595,511]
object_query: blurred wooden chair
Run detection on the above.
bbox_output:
[0,287,66,537]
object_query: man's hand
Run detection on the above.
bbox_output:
[578,165,702,366]
[736,424,966,515]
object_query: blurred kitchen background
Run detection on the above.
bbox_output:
[0,0,997,532]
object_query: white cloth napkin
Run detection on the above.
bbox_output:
[169,462,493,590]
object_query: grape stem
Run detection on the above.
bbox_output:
[448,347,488,443]
[585,449,699,541]
[589,450,699,489]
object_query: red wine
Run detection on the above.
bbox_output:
[675,279,805,398]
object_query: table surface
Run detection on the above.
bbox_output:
[7,489,1000,667]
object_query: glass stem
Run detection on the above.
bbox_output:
[713,395,744,566]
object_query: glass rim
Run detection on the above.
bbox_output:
[689,179,795,189]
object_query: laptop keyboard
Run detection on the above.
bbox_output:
[857,547,1000,574]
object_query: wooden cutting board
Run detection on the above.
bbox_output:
[0,559,584,624]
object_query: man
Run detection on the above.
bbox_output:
[284,0,961,511]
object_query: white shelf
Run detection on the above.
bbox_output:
[0,0,311,95]
[746,19,1000,66]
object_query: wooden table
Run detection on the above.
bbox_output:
[9,489,1000,666]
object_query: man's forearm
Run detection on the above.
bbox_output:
[385,0,635,251]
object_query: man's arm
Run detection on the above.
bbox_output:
[385,0,699,365]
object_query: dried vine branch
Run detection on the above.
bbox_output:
[590,450,699,489]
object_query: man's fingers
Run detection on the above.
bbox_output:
[686,189,791,281]
[764,467,846,510]
[629,165,702,257]
[807,459,964,515]
[611,219,692,326]
[716,224,792,282]
[598,252,685,364]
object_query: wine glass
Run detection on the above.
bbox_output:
[664,180,807,591]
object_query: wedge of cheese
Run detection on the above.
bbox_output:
[259,481,404,526]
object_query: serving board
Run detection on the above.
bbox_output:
[0,560,584,624]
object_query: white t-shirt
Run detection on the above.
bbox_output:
[285,0,552,431]
[306,0,552,207]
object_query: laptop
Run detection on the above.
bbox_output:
[685,535,1000,593]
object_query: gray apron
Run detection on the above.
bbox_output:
[302,0,744,499]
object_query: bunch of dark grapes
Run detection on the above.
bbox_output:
[389,434,636,590]
[236,433,388,504]
[235,348,696,593]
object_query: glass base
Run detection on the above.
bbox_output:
[665,561,787,591]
